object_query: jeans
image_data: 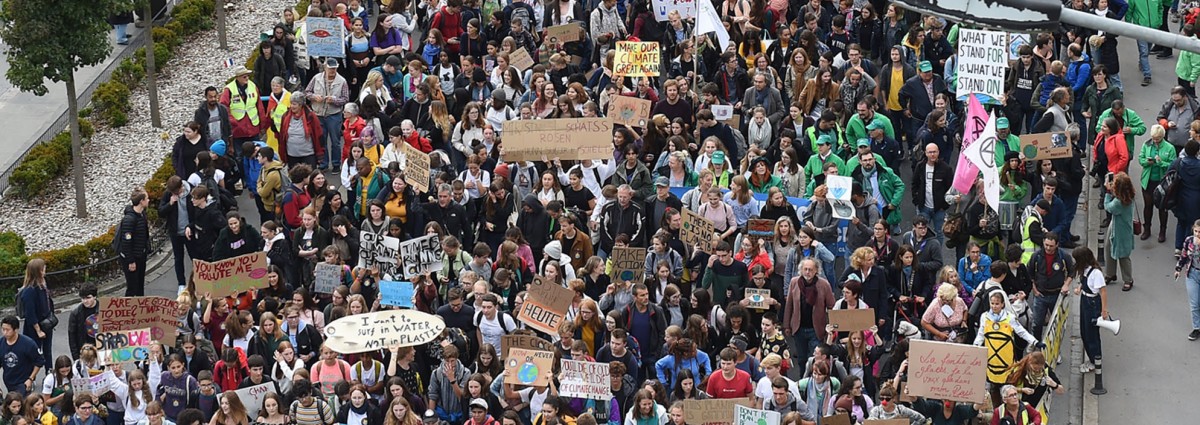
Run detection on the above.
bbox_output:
[1080,294,1103,363]
[1109,73,1123,91]
[122,257,147,297]
[919,206,947,245]
[1061,194,1079,241]
[1138,40,1152,78]
[168,231,188,288]
[113,24,129,43]
[1186,269,1200,329]
[1029,292,1059,339]
[319,114,344,168]
[792,327,820,368]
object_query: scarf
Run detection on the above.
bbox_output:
[755,88,770,108]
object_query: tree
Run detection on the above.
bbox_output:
[0,0,126,218]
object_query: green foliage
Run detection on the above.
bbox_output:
[78,106,93,118]
[0,232,27,280]
[172,0,214,33]
[113,57,145,88]
[133,43,172,72]
[0,0,121,95]
[92,80,131,127]
[7,124,91,199]
[152,26,181,49]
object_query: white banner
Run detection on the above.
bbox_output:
[956,29,1009,100]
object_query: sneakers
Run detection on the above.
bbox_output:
[1143,76,1153,86]
[1190,329,1200,341]
[1079,361,1095,373]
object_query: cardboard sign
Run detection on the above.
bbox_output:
[378,280,415,307]
[679,398,754,425]
[908,339,988,404]
[501,334,554,356]
[516,277,575,334]
[711,104,734,121]
[614,41,660,77]
[680,208,716,249]
[399,234,444,278]
[360,232,401,279]
[744,288,772,310]
[313,263,343,294]
[545,23,581,44]
[746,219,775,241]
[88,371,118,396]
[652,0,696,21]
[1019,132,1071,160]
[609,95,652,128]
[821,414,852,425]
[897,382,918,403]
[501,118,612,161]
[192,252,269,299]
[401,142,431,193]
[510,47,536,71]
[96,328,152,364]
[608,247,646,283]
[733,405,780,425]
[504,348,555,386]
[97,297,181,346]
[956,29,1009,100]
[234,383,275,419]
[559,359,611,400]
[305,17,347,58]
[828,308,876,332]
[323,309,447,353]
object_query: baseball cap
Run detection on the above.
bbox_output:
[816,135,833,145]
[996,117,1010,129]
[325,58,340,69]
[654,176,669,187]
[918,61,933,72]
[856,138,871,148]
[712,151,726,165]
[469,398,488,411]
[866,120,885,131]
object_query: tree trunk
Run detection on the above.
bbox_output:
[216,0,227,50]
[65,73,87,218]
[145,1,161,128]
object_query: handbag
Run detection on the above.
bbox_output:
[1133,202,1143,235]
[38,291,57,332]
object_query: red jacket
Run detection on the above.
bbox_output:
[406,131,433,153]
[279,107,326,162]
[219,84,268,138]
[1093,132,1129,174]
[431,7,464,53]
[342,116,366,160]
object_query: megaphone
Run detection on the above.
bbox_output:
[1096,317,1120,335]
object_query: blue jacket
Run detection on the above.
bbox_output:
[1037,73,1068,107]
[957,254,993,294]
[1066,56,1093,101]
[18,285,51,336]
[1029,193,1069,237]
[654,351,713,389]
[241,141,269,196]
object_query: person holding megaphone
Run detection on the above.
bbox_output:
[1071,247,1110,376]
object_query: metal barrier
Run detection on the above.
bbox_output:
[1038,294,1072,416]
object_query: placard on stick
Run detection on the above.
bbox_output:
[501,118,612,162]
[192,252,269,299]
[744,288,772,310]
[545,23,581,43]
[501,334,554,355]
[401,142,431,193]
[360,232,401,278]
[908,339,988,404]
[679,398,754,425]
[378,280,415,307]
[516,277,575,334]
[828,308,876,332]
[399,234,444,279]
[314,263,342,294]
[1019,132,1071,160]
[97,297,181,346]
[510,47,535,70]
[609,95,652,128]
[504,348,555,386]
[608,247,646,282]
[680,208,716,249]
[559,359,611,400]
[323,309,446,353]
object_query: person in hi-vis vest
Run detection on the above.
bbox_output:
[974,291,1040,409]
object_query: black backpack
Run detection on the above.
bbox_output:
[1154,167,1181,211]
[198,170,237,213]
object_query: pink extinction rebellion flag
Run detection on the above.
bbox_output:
[952,95,989,194]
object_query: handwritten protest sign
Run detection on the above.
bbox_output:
[822,414,851,425]
[510,47,535,70]
[360,232,401,279]
[609,95,652,128]
[734,405,780,425]
[828,308,876,332]
[680,208,716,249]
[1019,132,1071,160]
[746,219,775,241]
[502,118,612,161]
[679,398,754,425]
[501,334,554,354]
[517,277,575,334]
[744,288,771,310]
[608,247,646,283]
[652,0,696,21]
[305,17,346,58]
[401,142,431,193]
[192,252,269,299]
[314,263,342,294]
[399,234,444,278]
[711,104,734,121]
[98,297,181,346]
[504,348,555,386]
[956,29,1009,100]
[235,383,276,419]
[379,280,415,307]
[545,23,582,43]
[323,310,446,353]
[559,359,611,400]
[71,372,120,395]
[614,41,660,77]
[826,175,856,220]
[909,339,988,403]
[96,328,152,364]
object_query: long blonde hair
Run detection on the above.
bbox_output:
[430,100,452,140]
[22,259,45,289]
[214,391,250,425]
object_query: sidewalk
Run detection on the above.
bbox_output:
[0,25,144,194]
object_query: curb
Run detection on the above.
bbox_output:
[42,243,174,315]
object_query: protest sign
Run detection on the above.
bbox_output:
[1008,33,1031,60]
[652,0,696,21]
[305,17,346,58]
[401,142,431,193]
[516,277,575,334]
[1019,132,1071,160]
[399,234,444,278]
[89,371,118,396]
[744,288,771,310]
[235,383,276,419]
[733,405,781,425]
[609,95,652,128]
[826,175,856,220]
[746,219,775,241]
[501,334,554,354]
[501,118,612,161]
[510,47,536,70]
[897,382,918,403]
[608,247,646,283]
[360,232,401,279]
[97,297,181,346]
[822,414,851,425]
[613,41,661,77]
[711,104,734,121]
[192,252,269,299]
[504,348,555,386]
[679,398,754,425]
[956,29,1009,100]
[680,208,716,249]
[71,378,91,395]
[828,308,876,332]
[559,359,611,400]
[96,328,152,364]
[545,23,582,43]
[909,339,988,404]
[314,263,342,294]
[379,280,415,307]
[864,420,908,425]
[323,309,446,353]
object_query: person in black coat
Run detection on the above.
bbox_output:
[423,184,471,246]
[117,190,152,296]
[160,176,197,289]
[910,143,954,241]
[212,212,266,261]
[335,387,383,425]
[67,283,99,358]
[186,185,226,262]
[194,88,233,144]
[898,64,948,143]
[840,248,897,339]
[515,194,553,259]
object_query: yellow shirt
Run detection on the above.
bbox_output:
[887,67,904,111]
[385,193,408,223]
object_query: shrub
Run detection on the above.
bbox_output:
[92,81,131,127]
[133,43,172,72]
[152,26,181,49]
[112,57,145,88]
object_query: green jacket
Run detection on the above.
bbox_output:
[1000,176,1029,203]
[1104,193,1135,260]
[1178,47,1200,81]
[844,152,888,174]
[1138,139,1177,188]
[803,152,847,184]
[806,124,847,154]
[851,164,906,226]
[1082,82,1123,118]
[1095,108,1146,152]
[1126,0,1165,29]
[845,114,896,145]
[749,175,783,194]
[995,133,1021,166]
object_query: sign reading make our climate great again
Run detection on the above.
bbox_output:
[614,41,661,77]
